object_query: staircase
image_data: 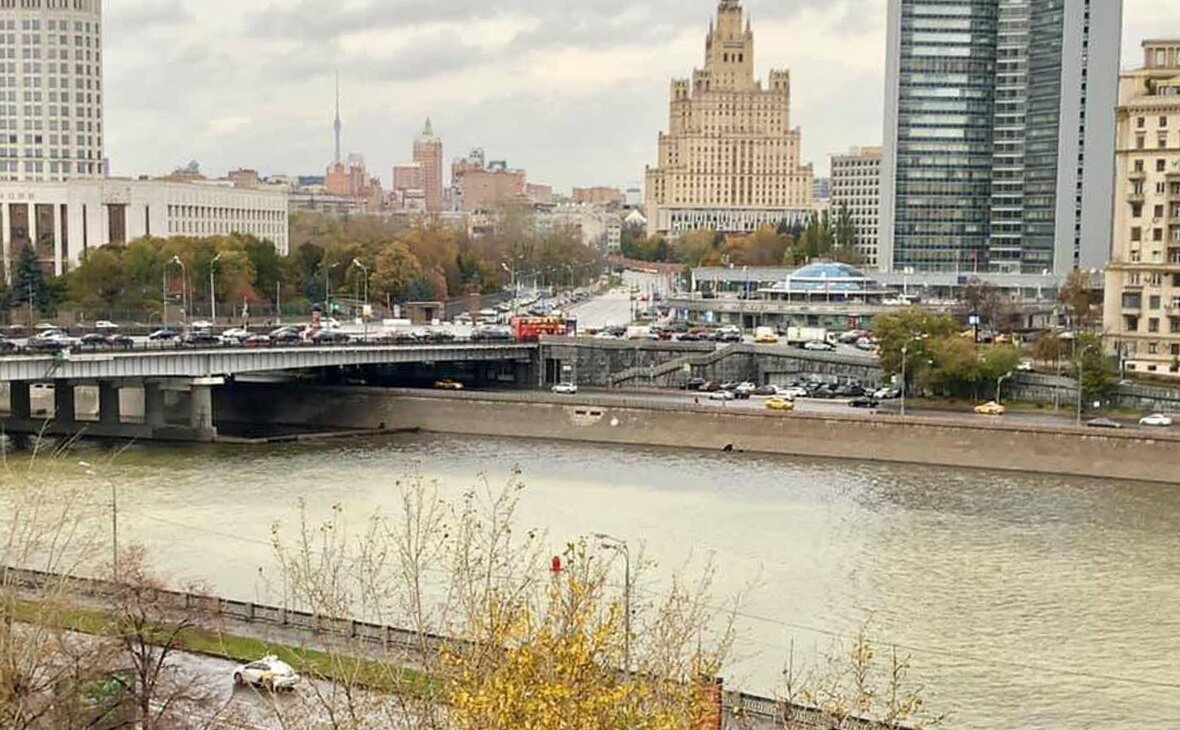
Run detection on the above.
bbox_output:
[609,344,746,387]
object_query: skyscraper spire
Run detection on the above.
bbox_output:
[333,72,342,165]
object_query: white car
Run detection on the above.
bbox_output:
[232,656,300,691]
[803,340,835,351]
[708,390,736,401]
[734,382,757,395]
[1139,413,1174,428]
[552,382,579,395]
[776,386,806,399]
[95,320,119,330]
[1016,360,1035,373]
[220,328,250,344]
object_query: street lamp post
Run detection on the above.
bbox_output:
[209,252,222,323]
[80,462,117,581]
[324,262,341,315]
[170,256,187,325]
[351,258,370,341]
[899,334,925,418]
[595,533,631,679]
[996,371,1013,405]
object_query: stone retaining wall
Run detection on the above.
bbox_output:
[216,385,1180,485]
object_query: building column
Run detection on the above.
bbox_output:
[98,381,121,426]
[143,382,166,428]
[9,381,30,420]
[53,380,76,425]
[189,383,217,442]
[28,202,36,257]
[52,203,63,275]
[0,203,8,285]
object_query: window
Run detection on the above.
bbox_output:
[1137,135,1146,149]
[1151,295,1162,309]
[1159,159,1168,172]
[1138,116,1146,128]
[1156,205,1166,218]
[1155,228,1165,242]
[1124,293,1143,309]
[1131,226,1142,241]
[1133,204,1143,218]
[1162,116,1170,128]
[1126,315,1140,331]
[1150,318,1161,333]
[1135,159,1145,172]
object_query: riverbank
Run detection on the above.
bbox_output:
[216,385,1180,485]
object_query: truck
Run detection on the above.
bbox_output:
[783,326,830,346]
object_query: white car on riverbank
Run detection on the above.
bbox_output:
[232,656,300,692]
[552,383,579,395]
[1139,413,1174,428]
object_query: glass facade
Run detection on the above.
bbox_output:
[893,0,998,273]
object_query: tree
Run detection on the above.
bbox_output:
[1070,332,1115,404]
[1058,268,1099,330]
[873,308,959,379]
[67,247,125,310]
[11,246,53,315]
[833,204,857,255]
[373,242,423,305]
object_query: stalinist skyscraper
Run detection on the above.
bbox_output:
[645,0,814,237]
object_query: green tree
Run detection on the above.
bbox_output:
[373,242,423,305]
[67,246,124,309]
[11,245,54,315]
[1070,332,1115,404]
[675,229,717,267]
[873,308,959,379]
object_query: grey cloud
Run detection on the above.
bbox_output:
[107,0,191,30]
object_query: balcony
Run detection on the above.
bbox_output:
[1129,169,1147,181]
[1128,191,1146,203]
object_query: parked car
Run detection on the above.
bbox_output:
[734,382,757,396]
[752,385,778,397]
[776,386,806,399]
[232,656,300,692]
[684,377,708,391]
[973,401,1006,416]
[1086,418,1123,430]
[551,382,579,395]
[708,390,735,401]
[699,381,722,393]
[765,397,795,412]
[434,379,465,391]
[1016,360,1036,373]
[874,387,902,400]
[1139,413,1174,428]
[803,340,835,352]
[147,328,178,342]
[855,338,876,352]
[849,397,880,409]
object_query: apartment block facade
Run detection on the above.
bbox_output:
[1103,40,1180,377]
[830,146,883,268]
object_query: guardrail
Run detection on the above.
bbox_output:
[4,564,898,726]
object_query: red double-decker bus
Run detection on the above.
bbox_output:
[512,316,566,342]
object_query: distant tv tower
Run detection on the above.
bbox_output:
[333,72,342,165]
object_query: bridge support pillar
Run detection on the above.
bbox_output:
[53,380,76,425]
[144,382,167,429]
[9,381,30,420]
[188,382,217,442]
[98,381,121,426]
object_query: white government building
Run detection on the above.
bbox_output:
[0,179,290,277]
[0,0,290,281]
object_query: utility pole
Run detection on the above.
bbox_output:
[595,533,631,680]
[209,253,222,323]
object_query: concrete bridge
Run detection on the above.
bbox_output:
[0,343,537,442]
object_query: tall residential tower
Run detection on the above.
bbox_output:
[413,118,443,213]
[644,0,814,237]
[0,0,105,182]
[879,0,1123,274]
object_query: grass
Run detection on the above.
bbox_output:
[13,599,438,697]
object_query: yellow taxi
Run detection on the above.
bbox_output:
[973,401,1006,416]
[766,397,795,412]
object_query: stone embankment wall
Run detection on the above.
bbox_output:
[216,385,1180,484]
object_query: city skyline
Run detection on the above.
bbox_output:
[104,0,1177,191]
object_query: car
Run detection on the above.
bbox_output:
[551,382,579,395]
[874,387,902,401]
[269,327,302,344]
[1086,418,1123,430]
[435,379,465,391]
[105,334,135,350]
[220,328,251,344]
[0,337,14,354]
[180,331,222,347]
[94,320,119,330]
[80,333,111,349]
[973,401,1006,416]
[1139,413,1174,428]
[734,382,757,395]
[1016,360,1035,373]
[232,656,300,692]
[716,331,743,343]
[849,397,880,409]
[753,332,779,344]
[803,340,835,352]
[684,377,708,391]
[311,330,351,345]
[752,385,778,397]
[765,397,795,412]
[27,332,81,353]
[699,381,722,393]
[243,334,272,347]
[855,338,876,352]
[472,326,513,342]
[776,386,806,399]
[708,390,735,401]
[147,328,178,341]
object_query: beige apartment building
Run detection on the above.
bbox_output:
[644,0,813,237]
[830,146,882,269]
[1104,40,1180,377]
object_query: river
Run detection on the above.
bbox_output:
[10,433,1180,729]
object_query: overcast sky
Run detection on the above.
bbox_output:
[104,0,1179,191]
